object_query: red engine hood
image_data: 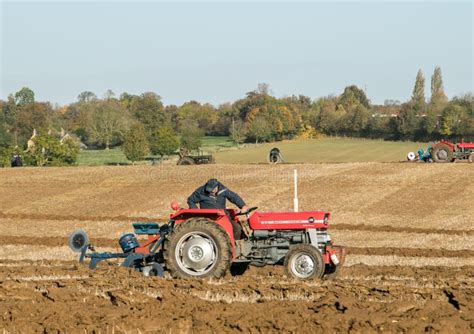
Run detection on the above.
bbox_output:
[249,211,330,230]
[458,142,474,149]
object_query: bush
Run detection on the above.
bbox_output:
[122,123,149,163]
[297,124,319,139]
[150,127,179,157]
[0,122,13,167]
[57,137,80,164]
[24,133,79,166]
[180,126,203,151]
[0,147,13,167]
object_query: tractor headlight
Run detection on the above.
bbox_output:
[323,213,329,225]
[308,217,315,223]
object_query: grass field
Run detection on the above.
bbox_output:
[77,136,235,166]
[77,137,427,166]
[77,148,133,166]
[214,137,428,163]
[200,136,235,150]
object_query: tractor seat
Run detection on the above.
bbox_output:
[133,222,160,235]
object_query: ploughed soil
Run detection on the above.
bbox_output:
[1,262,473,333]
[0,164,472,332]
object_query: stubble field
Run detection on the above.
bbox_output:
[0,163,473,333]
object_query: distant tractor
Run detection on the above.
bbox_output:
[408,140,474,163]
[177,148,215,166]
[430,140,474,163]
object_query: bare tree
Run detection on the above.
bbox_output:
[230,118,247,146]
[91,104,126,149]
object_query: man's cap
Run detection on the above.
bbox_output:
[205,178,219,192]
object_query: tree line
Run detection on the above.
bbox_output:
[1,66,473,166]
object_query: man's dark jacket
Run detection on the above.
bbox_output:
[187,181,246,210]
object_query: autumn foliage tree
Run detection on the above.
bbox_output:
[1,66,472,168]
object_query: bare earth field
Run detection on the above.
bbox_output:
[0,163,473,333]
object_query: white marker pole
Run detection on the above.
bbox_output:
[293,169,298,212]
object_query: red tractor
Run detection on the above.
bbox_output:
[431,139,474,163]
[69,205,345,280]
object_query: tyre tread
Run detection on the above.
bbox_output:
[431,143,454,163]
[283,244,325,280]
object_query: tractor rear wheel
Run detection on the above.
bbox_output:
[469,153,474,163]
[164,218,232,279]
[284,244,325,280]
[177,157,195,166]
[431,143,454,163]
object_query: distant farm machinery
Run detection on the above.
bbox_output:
[407,140,474,163]
[176,148,215,166]
[268,147,285,164]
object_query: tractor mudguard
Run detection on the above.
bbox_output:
[436,140,456,151]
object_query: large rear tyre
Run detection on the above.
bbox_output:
[177,157,196,166]
[284,244,325,280]
[431,144,454,163]
[164,218,232,279]
[468,153,474,163]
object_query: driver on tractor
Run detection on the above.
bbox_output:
[187,178,249,240]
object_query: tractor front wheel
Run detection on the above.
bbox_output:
[431,143,454,163]
[284,244,325,280]
[164,218,232,279]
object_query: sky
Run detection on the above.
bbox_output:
[0,1,472,106]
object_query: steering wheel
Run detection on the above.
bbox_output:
[235,206,258,216]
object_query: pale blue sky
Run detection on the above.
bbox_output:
[1,1,472,106]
